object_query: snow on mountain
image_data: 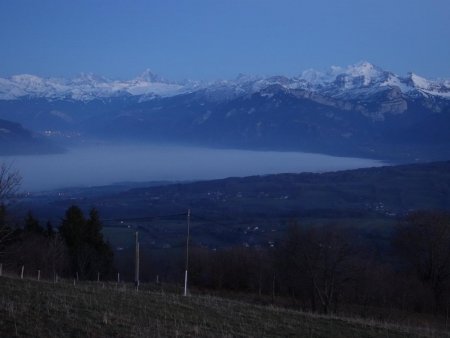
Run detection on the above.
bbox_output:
[293,62,450,100]
[0,63,449,101]
[344,61,387,86]
[409,73,431,90]
[133,69,163,83]
[380,74,411,93]
[297,62,387,89]
[403,73,450,98]
[0,70,190,101]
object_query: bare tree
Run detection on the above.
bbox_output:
[0,162,22,204]
[0,162,22,255]
[45,233,69,279]
[277,222,355,313]
[394,211,450,312]
[6,230,68,279]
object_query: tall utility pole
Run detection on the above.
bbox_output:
[135,231,140,290]
[184,209,191,296]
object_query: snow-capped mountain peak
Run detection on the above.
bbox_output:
[298,61,386,88]
[344,61,386,86]
[10,73,44,84]
[295,62,449,100]
[298,65,346,85]
[0,69,190,101]
[71,72,111,85]
[134,69,162,83]
[408,73,432,90]
[0,63,449,101]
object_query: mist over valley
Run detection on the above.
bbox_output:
[2,143,383,191]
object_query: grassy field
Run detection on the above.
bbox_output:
[0,276,446,337]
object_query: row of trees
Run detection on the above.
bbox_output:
[0,164,111,282]
[1,205,114,281]
[59,206,113,279]
[121,211,450,318]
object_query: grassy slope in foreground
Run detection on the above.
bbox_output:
[0,277,443,338]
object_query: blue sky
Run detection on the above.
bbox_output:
[0,0,449,80]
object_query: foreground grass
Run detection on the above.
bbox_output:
[0,276,446,337]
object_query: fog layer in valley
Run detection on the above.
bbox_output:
[1,144,384,191]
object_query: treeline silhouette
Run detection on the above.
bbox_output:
[2,204,450,322]
[117,210,450,320]
[0,205,113,281]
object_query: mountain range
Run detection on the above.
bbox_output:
[0,61,449,160]
[1,62,449,102]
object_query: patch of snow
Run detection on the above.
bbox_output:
[345,61,384,86]
[380,74,412,93]
[410,73,431,90]
[261,92,274,98]
[421,89,450,98]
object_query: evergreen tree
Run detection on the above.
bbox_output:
[0,204,6,226]
[24,211,44,234]
[59,205,113,279]
[46,221,54,237]
[59,205,86,250]
[86,208,103,246]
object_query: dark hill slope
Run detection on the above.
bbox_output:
[0,118,63,155]
[0,277,437,337]
[111,161,450,219]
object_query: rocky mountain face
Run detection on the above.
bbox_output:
[0,62,449,160]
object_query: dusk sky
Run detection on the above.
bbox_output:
[0,0,449,80]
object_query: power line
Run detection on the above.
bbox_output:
[101,212,187,224]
